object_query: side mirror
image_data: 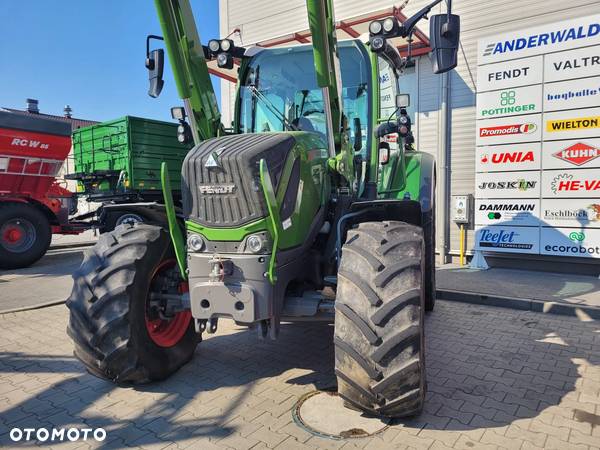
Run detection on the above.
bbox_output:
[396,94,410,108]
[429,14,460,74]
[146,48,165,98]
[379,142,391,165]
[353,118,362,152]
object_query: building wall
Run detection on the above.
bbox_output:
[219,0,600,259]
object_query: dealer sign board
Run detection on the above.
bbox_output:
[476,13,600,258]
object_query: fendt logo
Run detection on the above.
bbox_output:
[480,90,536,117]
[198,184,236,194]
[479,123,536,137]
[482,22,600,56]
[551,173,600,193]
[481,150,534,164]
[553,142,600,166]
[546,116,600,132]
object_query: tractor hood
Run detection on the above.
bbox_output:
[182,133,296,228]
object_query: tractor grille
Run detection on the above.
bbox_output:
[182,133,294,227]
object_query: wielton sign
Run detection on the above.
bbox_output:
[476,14,600,258]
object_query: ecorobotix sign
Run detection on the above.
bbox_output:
[479,14,600,64]
[541,227,600,258]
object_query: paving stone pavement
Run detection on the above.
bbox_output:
[0,301,599,449]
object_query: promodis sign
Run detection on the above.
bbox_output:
[479,123,536,137]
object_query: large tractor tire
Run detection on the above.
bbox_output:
[335,221,425,418]
[66,223,198,383]
[0,202,51,270]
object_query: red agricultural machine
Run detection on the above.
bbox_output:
[0,111,89,269]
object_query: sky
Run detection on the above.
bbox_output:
[0,0,221,123]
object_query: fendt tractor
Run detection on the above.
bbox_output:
[67,0,459,417]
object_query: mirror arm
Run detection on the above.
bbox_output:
[399,0,443,38]
[146,35,164,61]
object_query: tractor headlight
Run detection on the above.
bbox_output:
[208,39,220,53]
[177,124,186,134]
[369,20,383,35]
[187,234,205,252]
[371,36,386,51]
[382,17,396,33]
[247,234,265,253]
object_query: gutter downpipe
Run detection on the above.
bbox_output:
[439,70,451,264]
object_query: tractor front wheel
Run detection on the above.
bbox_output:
[335,221,426,418]
[66,223,198,383]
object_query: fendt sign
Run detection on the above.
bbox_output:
[475,13,600,259]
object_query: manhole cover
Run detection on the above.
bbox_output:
[293,390,390,440]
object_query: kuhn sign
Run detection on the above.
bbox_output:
[543,138,600,169]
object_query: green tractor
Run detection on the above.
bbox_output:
[66,0,459,417]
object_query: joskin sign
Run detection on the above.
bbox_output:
[475,13,600,258]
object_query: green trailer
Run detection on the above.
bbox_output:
[69,115,191,200]
[67,116,192,231]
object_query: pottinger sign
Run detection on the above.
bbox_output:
[475,14,600,258]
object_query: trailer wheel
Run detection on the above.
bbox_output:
[335,221,425,418]
[0,203,51,269]
[66,223,198,383]
[99,211,145,234]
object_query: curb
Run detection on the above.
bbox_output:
[49,242,96,251]
[437,289,600,320]
[0,299,66,315]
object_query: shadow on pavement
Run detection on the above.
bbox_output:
[0,305,598,447]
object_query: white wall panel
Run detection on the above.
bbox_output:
[220,0,600,260]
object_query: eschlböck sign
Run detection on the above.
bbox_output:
[479,14,600,64]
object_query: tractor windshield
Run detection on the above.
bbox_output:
[238,40,371,154]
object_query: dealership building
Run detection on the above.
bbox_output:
[214,0,600,273]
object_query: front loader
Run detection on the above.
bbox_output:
[66,0,460,417]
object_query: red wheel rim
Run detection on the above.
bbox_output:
[145,259,192,348]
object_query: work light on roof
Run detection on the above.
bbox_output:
[369,20,383,35]
[371,36,386,51]
[220,39,232,52]
[382,17,396,33]
[208,39,220,53]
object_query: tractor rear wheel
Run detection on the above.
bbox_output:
[0,202,51,269]
[66,223,198,383]
[335,221,425,418]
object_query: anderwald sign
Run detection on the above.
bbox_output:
[475,14,600,259]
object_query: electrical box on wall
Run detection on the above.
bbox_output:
[452,195,471,224]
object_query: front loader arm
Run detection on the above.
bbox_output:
[305,0,343,156]
[305,0,354,189]
[154,0,223,142]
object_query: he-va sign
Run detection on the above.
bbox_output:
[479,14,600,64]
